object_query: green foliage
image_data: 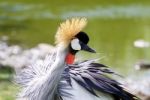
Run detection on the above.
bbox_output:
[0,67,17,100]
[0,0,150,99]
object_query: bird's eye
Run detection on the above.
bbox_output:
[71,38,81,50]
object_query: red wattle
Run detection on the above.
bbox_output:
[65,53,75,64]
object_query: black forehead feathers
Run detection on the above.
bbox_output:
[75,31,89,44]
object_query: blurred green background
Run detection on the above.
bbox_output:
[0,0,150,99]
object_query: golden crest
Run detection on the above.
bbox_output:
[55,17,87,47]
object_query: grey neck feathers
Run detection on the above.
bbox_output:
[41,45,68,100]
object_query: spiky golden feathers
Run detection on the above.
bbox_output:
[55,17,87,47]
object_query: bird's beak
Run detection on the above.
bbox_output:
[80,42,96,53]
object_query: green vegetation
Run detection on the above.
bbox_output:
[0,67,18,100]
[0,0,150,99]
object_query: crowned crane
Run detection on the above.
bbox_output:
[15,18,139,100]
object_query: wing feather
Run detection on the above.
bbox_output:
[61,59,139,100]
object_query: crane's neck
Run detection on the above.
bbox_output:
[52,45,69,69]
[42,45,69,100]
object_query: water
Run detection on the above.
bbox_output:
[0,0,150,75]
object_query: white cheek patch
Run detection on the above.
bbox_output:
[71,38,81,50]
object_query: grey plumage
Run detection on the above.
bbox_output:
[15,51,139,100]
[16,46,68,100]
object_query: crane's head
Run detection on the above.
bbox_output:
[70,31,96,53]
[55,18,96,64]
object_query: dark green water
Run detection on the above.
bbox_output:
[0,0,150,75]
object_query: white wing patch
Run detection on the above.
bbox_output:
[71,38,81,50]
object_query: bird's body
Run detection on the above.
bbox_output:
[15,18,139,100]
